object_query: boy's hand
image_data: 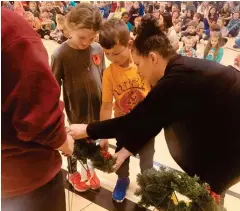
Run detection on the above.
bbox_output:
[113,148,132,171]
[57,134,74,156]
[100,139,109,152]
[66,124,88,139]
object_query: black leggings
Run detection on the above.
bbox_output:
[1,171,66,211]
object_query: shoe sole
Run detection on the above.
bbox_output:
[112,181,130,203]
[90,186,101,190]
[68,180,89,193]
[112,195,125,203]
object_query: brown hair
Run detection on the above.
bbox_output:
[134,14,176,58]
[65,3,102,32]
[99,18,130,49]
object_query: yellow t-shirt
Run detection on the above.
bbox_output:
[102,63,151,117]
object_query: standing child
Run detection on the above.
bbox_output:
[51,3,105,192]
[179,36,197,58]
[204,32,224,63]
[98,19,155,202]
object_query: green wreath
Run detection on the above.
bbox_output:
[73,140,226,211]
[135,167,226,211]
[73,138,116,173]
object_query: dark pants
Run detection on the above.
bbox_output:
[116,138,155,178]
[229,28,239,37]
[37,29,50,38]
[2,171,66,211]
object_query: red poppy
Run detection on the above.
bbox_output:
[102,151,111,160]
[206,187,220,204]
[92,54,101,66]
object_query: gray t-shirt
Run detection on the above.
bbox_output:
[51,42,105,124]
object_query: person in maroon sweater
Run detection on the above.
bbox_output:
[1,8,74,211]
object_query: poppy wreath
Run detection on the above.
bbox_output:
[135,167,227,211]
[73,138,115,173]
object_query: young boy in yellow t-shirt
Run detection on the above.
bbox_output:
[98,18,155,203]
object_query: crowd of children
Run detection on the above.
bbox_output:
[2,0,240,204]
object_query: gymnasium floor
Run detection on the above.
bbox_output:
[43,39,240,211]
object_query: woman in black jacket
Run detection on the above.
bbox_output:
[67,14,240,196]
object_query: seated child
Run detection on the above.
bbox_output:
[24,11,41,32]
[152,10,160,19]
[121,12,133,32]
[210,23,228,46]
[29,1,40,18]
[181,9,194,31]
[50,14,69,44]
[174,19,182,40]
[233,31,240,49]
[226,11,240,37]
[133,16,142,36]
[193,13,204,39]
[98,18,155,203]
[179,36,197,58]
[181,20,199,49]
[172,10,180,26]
[39,1,47,13]
[38,11,56,39]
[13,1,24,17]
[204,31,224,63]
[217,17,229,37]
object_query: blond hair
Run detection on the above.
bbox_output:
[65,3,102,32]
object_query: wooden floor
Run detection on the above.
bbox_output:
[43,39,240,211]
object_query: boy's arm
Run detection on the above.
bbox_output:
[99,68,113,150]
[51,52,63,87]
[101,67,113,121]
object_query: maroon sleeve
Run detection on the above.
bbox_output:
[3,37,66,149]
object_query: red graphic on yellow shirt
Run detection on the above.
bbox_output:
[117,89,145,114]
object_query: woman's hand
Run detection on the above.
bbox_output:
[66,124,88,139]
[99,139,109,152]
[57,134,74,156]
[113,148,132,171]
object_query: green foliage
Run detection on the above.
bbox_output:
[135,167,226,211]
[73,139,115,173]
